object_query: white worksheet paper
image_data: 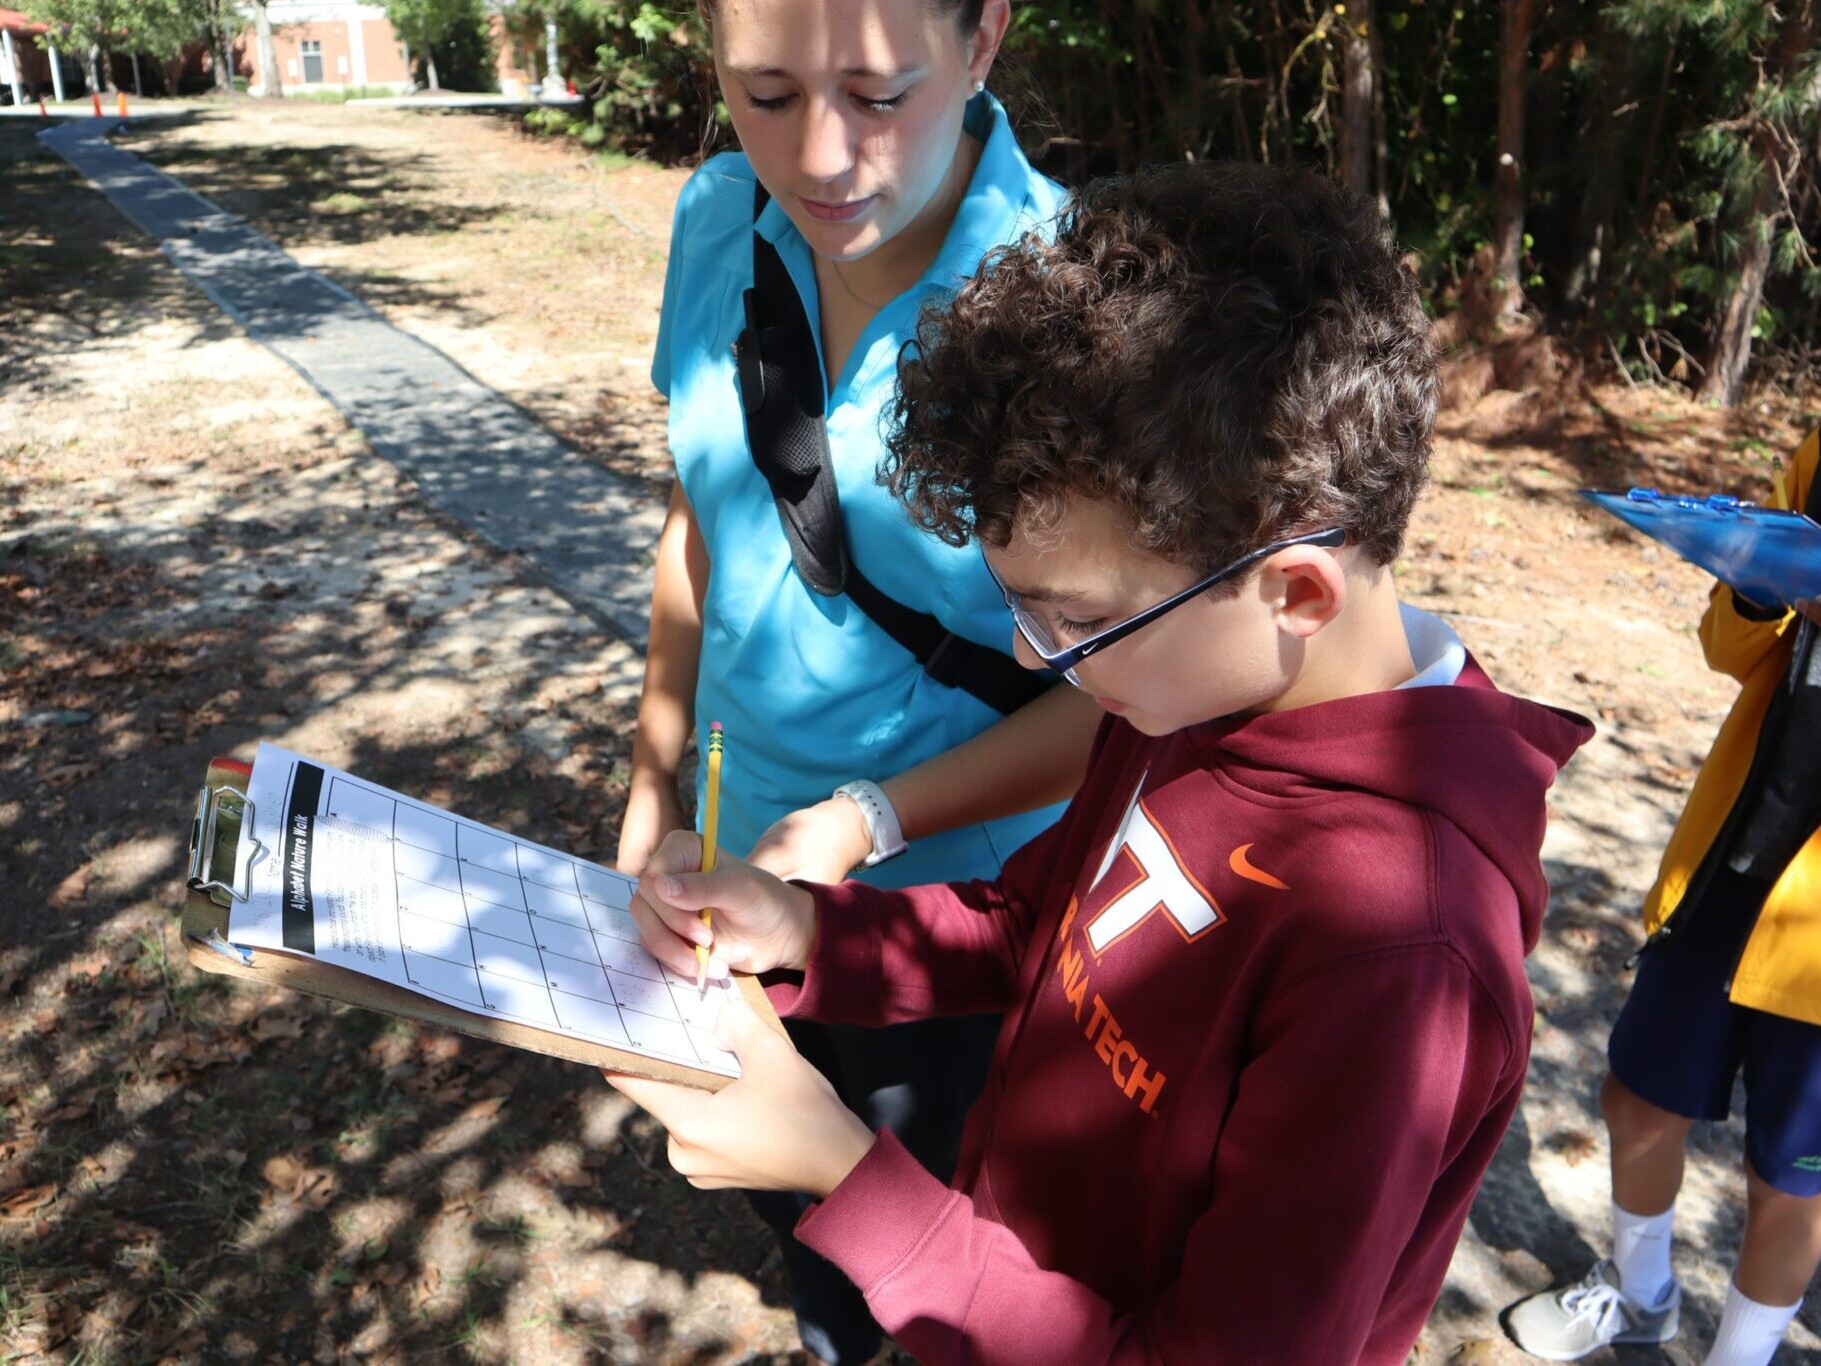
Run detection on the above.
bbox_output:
[228,742,739,1077]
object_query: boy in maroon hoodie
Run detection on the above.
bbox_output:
[609,162,1593,1364]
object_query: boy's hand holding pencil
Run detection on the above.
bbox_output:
[628,831,819,983]
[614,748,868,1201]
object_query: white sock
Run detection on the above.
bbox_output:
[1612,1201,1677,1307]
[1704,1278,1801,1366]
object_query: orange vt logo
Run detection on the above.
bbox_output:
[1083,775,1287,956]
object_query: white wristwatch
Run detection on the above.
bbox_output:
[832,780,908,869]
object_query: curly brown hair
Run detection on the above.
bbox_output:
[881,161,1438,585]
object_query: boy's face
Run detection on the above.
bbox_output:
[981,497,1341,735]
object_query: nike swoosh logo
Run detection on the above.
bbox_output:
[1229,843,1288,891]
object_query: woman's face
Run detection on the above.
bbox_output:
[710,0,997,262]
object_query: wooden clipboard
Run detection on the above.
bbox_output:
[180,755,784,1091]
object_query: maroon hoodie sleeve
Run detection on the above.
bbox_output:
[794,941,1516,1364]
[764,815,1068,1027]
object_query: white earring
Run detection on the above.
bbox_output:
[974,79,985,94]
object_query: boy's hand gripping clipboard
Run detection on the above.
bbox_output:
[181,753,786,1091]
[1581,488,1821,611]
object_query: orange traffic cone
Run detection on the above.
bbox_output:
[116,91,127,116]
[90,90,101,115]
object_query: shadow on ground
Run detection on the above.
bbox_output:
[0,465,808,1359]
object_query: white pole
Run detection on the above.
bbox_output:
[131,50,141,95]
[2,29,23,108]
[348,12,367,88]
[543,17,558,91]
[48,41,65,101]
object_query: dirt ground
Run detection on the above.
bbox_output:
[2,102,1819,1364]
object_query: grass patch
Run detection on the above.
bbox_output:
[0,1250,38,1341]
[313,191,372,216]
[289,86,407,104]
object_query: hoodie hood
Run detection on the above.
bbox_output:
[1188,653,1594,953]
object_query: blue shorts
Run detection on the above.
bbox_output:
[1609,865,1821,1197]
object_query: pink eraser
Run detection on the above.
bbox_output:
[710,721,723,731]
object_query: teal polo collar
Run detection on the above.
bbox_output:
[753,90,1034,297]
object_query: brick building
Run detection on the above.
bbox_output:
[237,2,549,97]
[239,0,411,95]
[2,0,549,103]
[1,8,67,102]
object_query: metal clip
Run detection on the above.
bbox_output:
[187,784,256,903]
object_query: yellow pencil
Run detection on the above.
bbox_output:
[695,722,724,994]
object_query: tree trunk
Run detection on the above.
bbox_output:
[426,49,439,91]
[1337,0,1376,201]
[1563,33,1617,312]
[1223,38,1252,163]
[1369,14,1390,219]
[211,22,234,92]
[1492,0,1537,311]
[83,44,99,96]
[1526,32,1568,300]
[1698,174,1777,406]
[1699,2,1813,405]
[253,0,281,97]
[1183,0,1207,159]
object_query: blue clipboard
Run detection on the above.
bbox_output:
[1581,488,1821,609]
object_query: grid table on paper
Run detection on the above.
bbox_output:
[320,774,739,1076]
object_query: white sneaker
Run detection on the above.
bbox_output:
[1505,1259,1680,1360]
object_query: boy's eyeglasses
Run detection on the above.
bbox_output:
[984,526,1348,686]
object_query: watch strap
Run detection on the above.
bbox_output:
[833,780,908,868]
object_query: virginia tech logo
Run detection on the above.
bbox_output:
[1059,775,1291,1119]
[1082,776,1289,956]
[1084,776,1223,954]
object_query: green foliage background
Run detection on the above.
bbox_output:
[382,0,495,92]
[21,0,1810,390]
[506,0,1820,395]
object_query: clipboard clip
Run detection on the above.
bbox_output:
[1626,487,1754,515]
[187,784,257,904]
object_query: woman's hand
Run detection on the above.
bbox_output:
[605,994,875,1198]
[746,795,872,884]
[629,830,819,979]
[617,775,687,875]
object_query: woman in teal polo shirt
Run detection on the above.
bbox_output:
[621,1,1101,1360]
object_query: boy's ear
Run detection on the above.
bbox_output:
[1266,546,1348,638]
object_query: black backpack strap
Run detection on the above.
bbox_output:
[735,183,1052,715]
[837,567,1052,712]
[734,185,849,597]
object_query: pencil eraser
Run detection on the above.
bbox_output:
[710,721,723,731]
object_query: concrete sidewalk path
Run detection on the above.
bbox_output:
[39,118,664,646]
